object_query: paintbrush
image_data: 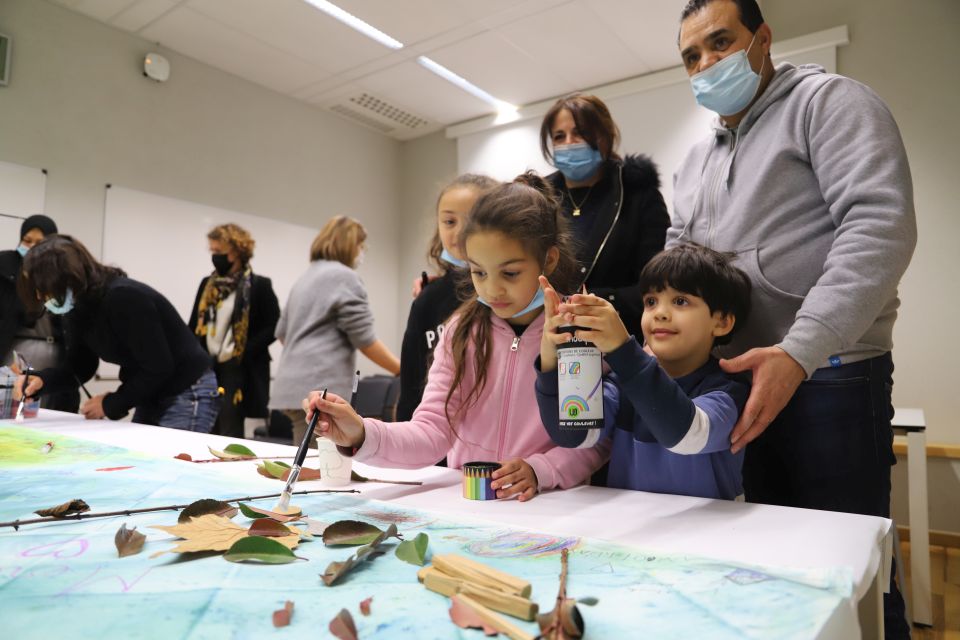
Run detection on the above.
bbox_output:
[274,387,327,514]
[15,368,36,422]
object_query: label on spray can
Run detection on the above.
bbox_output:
[556,326,603,430]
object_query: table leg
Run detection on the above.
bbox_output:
[907,429,933,626]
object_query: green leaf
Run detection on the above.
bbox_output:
[577,597,599,606]
[262,459,291,478]
[349,470,368,482]
[178,498,238,523]
[224,536,299,563]
[238,502,270,519]
[322,520,384,546]
[395,532,429,566]
[207,445,253,460]
[224,443,257,456]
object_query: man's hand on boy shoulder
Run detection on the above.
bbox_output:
[558,293,631,353]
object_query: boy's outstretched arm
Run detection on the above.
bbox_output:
[605,337,747,454]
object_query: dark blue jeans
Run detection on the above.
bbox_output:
[131,369,220,433]
[742,352,909,638]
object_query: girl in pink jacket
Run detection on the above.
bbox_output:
[306,173,608,501]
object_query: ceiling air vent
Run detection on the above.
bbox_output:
[348,93,429,130]
[329,104,395,134]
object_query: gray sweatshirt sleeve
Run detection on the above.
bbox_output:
[335,272,377,350]
[777,78,916,375]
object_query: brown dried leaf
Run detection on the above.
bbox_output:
[174,453,193,461]
[114,523,146,557]
[449,596,498,636]
[322,523,399,586]
[178,498,238,523]
[249,519,298,538]
[322,520,385,546]
[329,608,358,640]
[281,466,321,481]
[35,499,90,517]
[272,600,294,627]
[359,596,372,616]
[150,514,300,557]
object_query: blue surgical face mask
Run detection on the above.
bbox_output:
[553,142,604,182]
[44,288,75,315]
[690,33,764,116]
[440,248,467,268]
[478,287,545,319]
[16,244,28,257]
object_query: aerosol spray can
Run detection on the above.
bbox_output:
[556,325,603,429]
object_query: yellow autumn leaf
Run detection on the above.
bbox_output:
[149,514,300,558]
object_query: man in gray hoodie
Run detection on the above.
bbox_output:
[672,1,915,636]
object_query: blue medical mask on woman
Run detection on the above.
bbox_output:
[478,287,545,318]
[16,244,28,257]
[440,248,467,268]
[690,33,764,116]
[553,143,604,182]
[44,288,75,315]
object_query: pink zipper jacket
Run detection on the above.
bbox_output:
[353,312,609,491]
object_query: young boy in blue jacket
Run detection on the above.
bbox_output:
[536,244,752,499]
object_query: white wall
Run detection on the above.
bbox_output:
[395,131,459,323]
[0,0,403,369]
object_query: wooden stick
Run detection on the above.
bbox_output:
[0,488,360,530]
[452,594,535,640]
[433,553,532,598]
[420,566,538,621]
[186,455,296,463]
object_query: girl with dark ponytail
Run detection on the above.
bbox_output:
[305,173,608,501]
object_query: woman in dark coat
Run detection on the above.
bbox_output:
[541,93,670,333]
[189,223,279,439]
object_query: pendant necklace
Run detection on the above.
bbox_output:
[567,184,594,217]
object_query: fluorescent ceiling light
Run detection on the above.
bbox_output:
[417,56,517,116]
[303,0,403,50]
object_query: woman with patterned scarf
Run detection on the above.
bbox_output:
[189,223,280,438]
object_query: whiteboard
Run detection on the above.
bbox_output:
[457,47,838,217]
[0,160,46,245]
[102,185,319,377]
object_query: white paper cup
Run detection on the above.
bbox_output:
[315,437,352,486]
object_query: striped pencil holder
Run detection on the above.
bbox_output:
[462,462,501,501]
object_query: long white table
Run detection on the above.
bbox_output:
[6,411,893,638]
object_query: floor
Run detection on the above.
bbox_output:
[900,542,960,638]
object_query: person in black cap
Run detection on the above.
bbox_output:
[0,214,80,412]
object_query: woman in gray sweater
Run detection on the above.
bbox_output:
[271,216,399,445]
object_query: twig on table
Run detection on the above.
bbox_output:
[0,489,360,530]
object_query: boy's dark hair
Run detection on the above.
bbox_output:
[680,0,765,33]
[639,243,751,346]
